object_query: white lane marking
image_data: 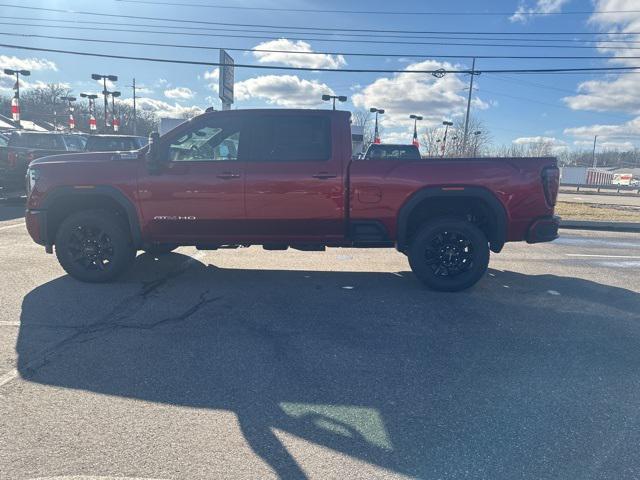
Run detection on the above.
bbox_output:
[0,368,18,388]
[547,290,561,296]
[0,222,24,231]
[566,254,640,259]
[342,286,354,290]
[0,321,20,326]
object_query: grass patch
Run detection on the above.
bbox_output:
[556,201,640,222]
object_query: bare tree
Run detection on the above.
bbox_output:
[421,116,491,157]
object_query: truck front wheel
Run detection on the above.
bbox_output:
[408,217,490,292]
[55,209,136,283]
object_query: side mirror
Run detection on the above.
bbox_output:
[146,131,161,173]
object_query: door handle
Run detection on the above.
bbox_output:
[312,172,337,179]
[216,172,241,179]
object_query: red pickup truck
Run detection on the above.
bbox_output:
[25,109,559,291]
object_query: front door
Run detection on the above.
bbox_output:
[137,115,245,243]
[243,113,345,242]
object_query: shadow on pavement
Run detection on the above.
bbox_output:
[15,252,640,479]
[0,204,25,221]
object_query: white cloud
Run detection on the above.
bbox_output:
[121,97,203,118]
[0,76,68,93]
[252,39,346,69]
[562,4,640,115]
[513,136,566,146]
[164,86,195,100]
[95,78,116,90]
[351,59,488,129]
[0,55,57,72]
[563,75,640,113]
[512,136,568,153]
[574,139,635,150]
[510,0,570,23]
[564,116,640,139]
[203,68,219,94]
[235,75,334,107]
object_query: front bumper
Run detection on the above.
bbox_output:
[526,215,560,244]
[26,209,49,249]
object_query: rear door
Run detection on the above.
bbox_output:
[137,114,246,242]
[243,112,345,241]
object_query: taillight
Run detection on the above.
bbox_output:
[7,151,17,168]
[542,166,560,207]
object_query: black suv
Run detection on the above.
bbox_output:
[1,131,83,192]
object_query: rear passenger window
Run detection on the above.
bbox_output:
[250,115,331,162]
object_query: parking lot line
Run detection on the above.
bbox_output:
[566,254,640,259]
[0,222,25,231]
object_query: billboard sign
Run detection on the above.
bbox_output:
[219,49,234,108]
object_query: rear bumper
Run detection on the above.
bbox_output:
[26,209,49,248]
[526,215,560,244]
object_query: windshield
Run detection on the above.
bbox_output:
[63,134,87,151]
[85,136,144,152]
[9,133,67,150]
[365,145,421,160]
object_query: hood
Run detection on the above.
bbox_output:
[30,150,142,166]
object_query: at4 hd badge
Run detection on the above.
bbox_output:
[153,216,197,221]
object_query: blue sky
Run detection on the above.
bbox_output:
[1,0,639,151]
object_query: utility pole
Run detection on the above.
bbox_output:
[462,58,478,156]
[592,135,598,168]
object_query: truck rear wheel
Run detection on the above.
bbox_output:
[55,209,136,283]
[408,217,489,292]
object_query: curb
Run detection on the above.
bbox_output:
[560,220,640,232]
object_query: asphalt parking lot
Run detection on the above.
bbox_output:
[1,205,639,480]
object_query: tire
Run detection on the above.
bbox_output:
[408,217,490,292]
[143,243,178,255]
[55,209,136,283]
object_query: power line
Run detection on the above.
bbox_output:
[0,3,637,36]
[6,31,640,61]
[4,15,640,44]
[4,21,640,50]
[3,42,640,75]
[113,0,640,17]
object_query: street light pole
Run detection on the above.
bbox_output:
[129,78,137,135]
[60,96,76,130]
[472,130,482,156]
[410,114,423,147]
[110,91,121,132]
[91,73,118,132]
[80,93,99,132]
[321,94,347,110]
[592,135,598,168]
[370,107,385,144]
[442,120,453,157]
[4,68,30,128]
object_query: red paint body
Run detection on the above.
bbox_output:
[26,109,558,251]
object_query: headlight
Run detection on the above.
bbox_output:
[26,168,40,193]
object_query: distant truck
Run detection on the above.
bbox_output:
[612,173,633,186]
[25,109,559,291]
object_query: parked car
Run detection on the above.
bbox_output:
[2,131,82,192]
[25,109,559,290]
[84,135,147,152]
[363,143,422,160]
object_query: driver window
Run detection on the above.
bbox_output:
[168,124,240,162]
